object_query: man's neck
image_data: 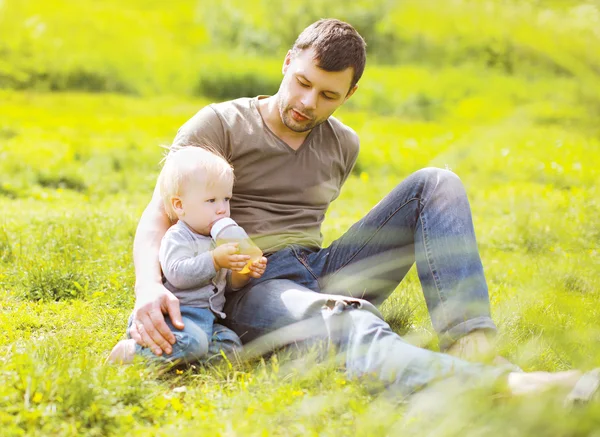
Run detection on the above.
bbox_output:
[258,96,310,151]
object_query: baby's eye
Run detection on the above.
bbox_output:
[225,197,231,202]
[206,198,216,203]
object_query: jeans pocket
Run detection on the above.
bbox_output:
[291,246,319,281]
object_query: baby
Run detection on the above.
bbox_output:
[107,146,267,365]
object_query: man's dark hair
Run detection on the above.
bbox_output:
[292,19,367,92]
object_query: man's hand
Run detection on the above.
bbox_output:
[129,282,184,356]
[246,256,268,279]
[212,243,251,271]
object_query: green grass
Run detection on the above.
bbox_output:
[1,0,600,434]
[1,80,599,434]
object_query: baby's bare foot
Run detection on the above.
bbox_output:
[105,339,136,365]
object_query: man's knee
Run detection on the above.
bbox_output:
[413,167,462,186]
[409,167,466,201]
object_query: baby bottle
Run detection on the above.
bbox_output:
[210,218,263,274]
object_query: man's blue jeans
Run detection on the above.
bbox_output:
[223,168,506,396]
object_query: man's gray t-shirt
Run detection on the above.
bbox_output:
[159,220,229,317]
[171,96,360,254]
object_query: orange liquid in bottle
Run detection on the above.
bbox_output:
[216,237,263,274]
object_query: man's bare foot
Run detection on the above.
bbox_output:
[105,339,137,365]
[507,370,582,396]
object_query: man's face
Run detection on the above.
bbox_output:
[277,48,357,133]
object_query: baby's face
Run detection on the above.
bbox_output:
[179,179,232,235]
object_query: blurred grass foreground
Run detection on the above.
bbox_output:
[1,0,600,436]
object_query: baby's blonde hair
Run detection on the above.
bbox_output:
[158,146,234,220]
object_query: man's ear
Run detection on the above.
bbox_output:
[344,84,359,102]
[282,50,293,75]
[171,196,184,216]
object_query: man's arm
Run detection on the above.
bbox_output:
[134,183,171,289]
[130,183,183,356]
[130,104,228,356]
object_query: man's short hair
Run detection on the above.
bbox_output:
[292,18,367,92]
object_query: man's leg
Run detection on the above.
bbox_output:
[323,299,511,398]
[223,278,326,346]
[222,277,510,396]
[223,273,582,399]
[305,168,496,353]
[347,307,583,399]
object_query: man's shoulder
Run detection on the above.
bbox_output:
[174,96,262,157]
[326,115,360,149]
[201,97,263,136]
[208,97,257,118]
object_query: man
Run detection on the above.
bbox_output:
[126,19,593,398]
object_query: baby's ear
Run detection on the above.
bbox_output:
[171,196,184,215]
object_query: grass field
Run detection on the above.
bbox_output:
[1,82,599,435]
[2,0,600,435]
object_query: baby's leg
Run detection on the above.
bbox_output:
[208,323,243,361]
[129,307,214,364]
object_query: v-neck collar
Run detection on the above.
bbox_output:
[252,96,316,155]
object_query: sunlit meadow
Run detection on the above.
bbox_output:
[1,0,600,435]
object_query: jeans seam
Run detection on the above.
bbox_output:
[417,174,451,332]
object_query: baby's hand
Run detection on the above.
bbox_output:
[212,243,251,272]
[246,257,268,279]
